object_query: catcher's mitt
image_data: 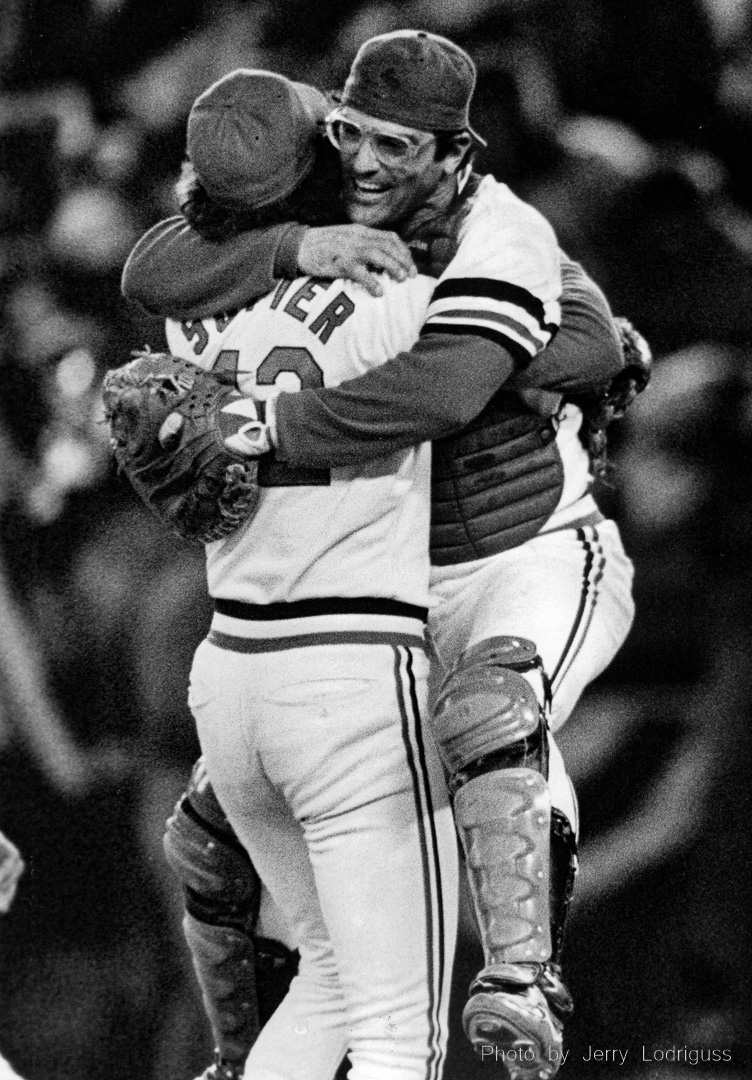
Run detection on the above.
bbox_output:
[103,349,264,543]
[574,316,653,481]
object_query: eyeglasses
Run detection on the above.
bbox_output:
[325,109,434,167]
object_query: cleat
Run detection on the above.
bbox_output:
[462,963,572,1077]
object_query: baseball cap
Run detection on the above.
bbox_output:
[340,30,486,145]
[187,69,329,209]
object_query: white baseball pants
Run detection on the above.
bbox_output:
[429,520,635,828]
[429,520,635,733]
[189,638,458,1080]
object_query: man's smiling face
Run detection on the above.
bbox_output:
[330,107,446,229]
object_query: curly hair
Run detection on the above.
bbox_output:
[178,135,347,242]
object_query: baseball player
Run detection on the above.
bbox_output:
[123,33,641,1080]
[157,70,460,1080]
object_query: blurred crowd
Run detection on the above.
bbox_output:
[1,2,751,1078]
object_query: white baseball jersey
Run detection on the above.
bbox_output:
[423,173,562,356]
[166,273,435,616]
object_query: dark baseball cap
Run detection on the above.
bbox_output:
[187,69,329,208]
[341,30,486,145]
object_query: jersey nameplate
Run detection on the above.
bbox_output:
[181,278,355,357]
[269,277,355,345]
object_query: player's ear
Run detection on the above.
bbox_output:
[439,133,473,177]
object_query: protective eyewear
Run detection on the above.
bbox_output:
[325,109,434,167]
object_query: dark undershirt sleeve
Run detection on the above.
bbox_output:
[272,258,623,470]
[510,257,623,393]
[121,217,306,320]
[273,332,516,468]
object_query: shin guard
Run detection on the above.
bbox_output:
[454,767,552,965]
[184,913,260,1064]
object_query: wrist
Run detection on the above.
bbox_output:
[273,224,309,279]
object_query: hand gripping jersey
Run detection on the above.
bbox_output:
[165,273,435,616]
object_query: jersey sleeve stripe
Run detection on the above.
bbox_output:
[419,322,533,368]
[423,306,546,352]
[431,277,560,337]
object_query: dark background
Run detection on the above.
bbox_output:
[1,1,751,1078]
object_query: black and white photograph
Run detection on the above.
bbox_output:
[1,2,751,1079]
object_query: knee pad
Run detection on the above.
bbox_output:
[432,636,548,779]
[164,759,260,931]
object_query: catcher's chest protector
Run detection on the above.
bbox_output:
[406,181,566,565]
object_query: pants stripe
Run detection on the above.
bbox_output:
[393,646,446,1080]
[550,527,606,695]
[405,647,448,1080]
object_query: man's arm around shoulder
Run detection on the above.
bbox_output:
[121,217,305,320]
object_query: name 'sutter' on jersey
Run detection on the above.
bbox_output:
[165,273,435,610]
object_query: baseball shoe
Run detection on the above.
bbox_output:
[193,1052,245,1080]
[462,962,573,1078]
